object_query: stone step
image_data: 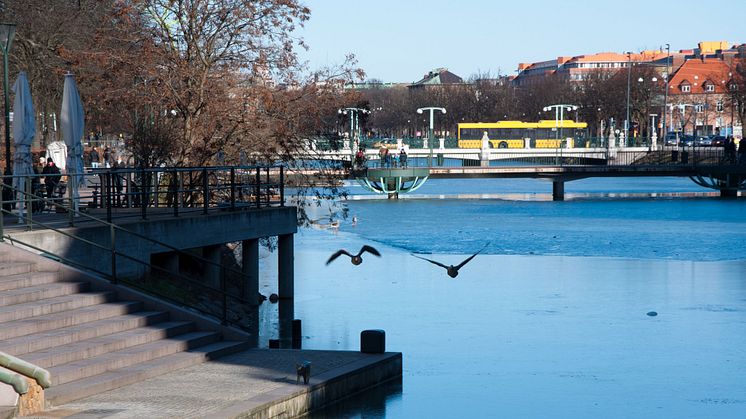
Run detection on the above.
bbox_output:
[45,340,252,406]
[0,261,36,277]
[0,311,173,356]
[48,331,222,385]
[0,291,116,324]
[0,281,89,307]
[0,300,143,341]
[0,270,60,291]
[22,320,195,368]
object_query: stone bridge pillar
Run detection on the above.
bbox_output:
[552,180,565,201]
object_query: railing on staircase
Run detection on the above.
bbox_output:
[0,351,51,394]
[0,166,286,331]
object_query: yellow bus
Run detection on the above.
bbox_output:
[458,120,588,149]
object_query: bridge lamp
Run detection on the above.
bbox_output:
[417,107,446,167]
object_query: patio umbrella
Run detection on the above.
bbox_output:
[61,73,85,211]
[12,71,36,218]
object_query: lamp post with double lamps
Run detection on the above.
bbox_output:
[542,104,578,141]
[662,43,670,141]
[624,51,633,147]
[637,76,659,147]
[417,107,446,167]
[338,107,370,158]
[0,23,16,177]
[543,104,578,165]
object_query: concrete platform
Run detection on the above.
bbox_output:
[28,349,402,418]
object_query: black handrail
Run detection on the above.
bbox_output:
[0,165,285,226]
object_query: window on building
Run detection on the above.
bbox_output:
[717,101,724,112]
[681,84,691,93]
[695,104,705,113]
[705,84,715,92]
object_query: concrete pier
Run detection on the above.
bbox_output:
[552,180,565,201]
[242,238,259,305]
[40,349,402,418]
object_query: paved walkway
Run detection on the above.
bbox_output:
[25,349,398,418]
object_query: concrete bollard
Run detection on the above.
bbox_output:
[360,329,386,354]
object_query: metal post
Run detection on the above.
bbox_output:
[110,224,117,284]
[254,167,260,208]
[625,52,632,146]
[662,44,670,138]
[230,167,235,210]
[68,172,74,227]
[21,179,29,229]
[428,109,434,167]
[202,168,208,214]
[105,172,112,223]
[172,170,179,217]
[554,107,559,140]
[140,168,147,220]
[279,166,284,206]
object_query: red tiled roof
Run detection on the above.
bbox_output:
[667,59,732,94]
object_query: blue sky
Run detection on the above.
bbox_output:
[298,0,745,83]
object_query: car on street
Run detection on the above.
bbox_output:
[664,132,681,146]
[695,135,712,147]
[709,135,726,147]
[681,135,695,147]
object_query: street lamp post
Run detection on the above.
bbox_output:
[543,104,577,165]
[662,44,670,140]
[417,107,446,167]
[542,104,578,141]
[625,51,633,146]
[638,76,659,146]
[0,23,16,176]
[338,107,370,159]
[649,114,658,150]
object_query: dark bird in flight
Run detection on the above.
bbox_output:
[412,243,489,278]
[326,245,381,265]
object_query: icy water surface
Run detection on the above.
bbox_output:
[260,178,746,418]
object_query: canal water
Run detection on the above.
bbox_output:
[260,177,746,418]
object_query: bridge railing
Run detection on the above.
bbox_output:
[336,146,733,169]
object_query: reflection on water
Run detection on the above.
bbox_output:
[304,378,403,418]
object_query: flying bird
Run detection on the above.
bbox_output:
[412,243,489,278]
[326,245,381,265]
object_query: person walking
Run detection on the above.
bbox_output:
[90,147,101,169]
[724,137,737,164]
[738,139,746,165]
[103,147,112,168]
[41,158,61,206]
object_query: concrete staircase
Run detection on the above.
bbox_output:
[0,244,252,408]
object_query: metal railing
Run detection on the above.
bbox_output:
[0,351,51,394]
[344,146,735,169]
[0,165,284,227]
[0,165,286,330]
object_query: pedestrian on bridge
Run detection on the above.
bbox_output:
[400,148,408,168]
[724,137,737,164]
